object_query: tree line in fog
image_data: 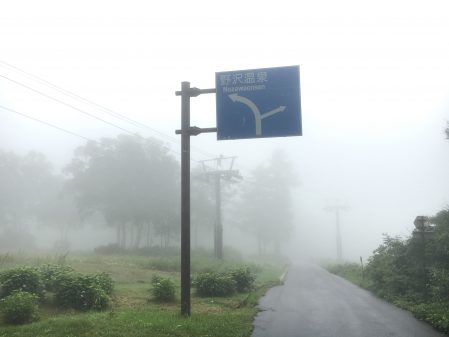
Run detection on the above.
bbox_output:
[0,134,297,254]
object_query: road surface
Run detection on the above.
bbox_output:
[252,262,447,337]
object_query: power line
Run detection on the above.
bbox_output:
[0,74,205,162]
[0,60,218,159]
[0,74,139,136]
[0,105,205,165]
[0,104,94,142]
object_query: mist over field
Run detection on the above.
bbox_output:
[1,0,449,264]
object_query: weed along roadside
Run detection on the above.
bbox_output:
[0,251,286,337]
[325,211,449,336]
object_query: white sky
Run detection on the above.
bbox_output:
[1,0,449,260]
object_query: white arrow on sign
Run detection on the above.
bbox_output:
[228,93,285,136]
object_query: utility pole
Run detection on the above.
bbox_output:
[324,203,349,262]
[175,82,216,316]
[199,155,241,259]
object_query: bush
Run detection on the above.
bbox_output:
[54,273,110,311]
[39,264,74,291]
[0,267,45,299]
[150,275,175,302]
[408,302,449,334]
[194,272,236,297]
[429,268,449,301]
[231,267,256,292]
[91,272,114,295]
[0,290,39,325]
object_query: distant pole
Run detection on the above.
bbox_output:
[360,256,364,282]
[214,174,222,259]
[414,216,430,297]
[336,208,342,261]
[199,156,240,260]
[180,81,191,316]
[324,203,349,262]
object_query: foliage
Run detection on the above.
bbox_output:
[326,263,366,287]
[234,149,298,255]
[230,267,256,292]
[0,151,80,250]
[54,272,111,311]
[0,290,39,325]
[0,252,283,336]
[0,267,45,299]
[91,272,114,295]
[328,208,449,334]
[39,264,74,291]
[0,151,54,228]
[391,300,449,334]
[64,134,180,249]
[150,275,175,302]
[194,272,237,297]
[365,235,420,300]
[429,268,449,302]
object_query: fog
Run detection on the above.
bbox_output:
[1,0,449,263]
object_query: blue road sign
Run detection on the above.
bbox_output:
[215,65,301,140]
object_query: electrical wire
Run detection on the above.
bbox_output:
[0,74,139,136]
[0,60,218,159]
[0,104,94,142]
[0,74,207,162]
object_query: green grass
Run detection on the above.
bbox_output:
[325,263,449,335]
[325,263,369,288]
[0,251,284,337]
[0,307,257,337]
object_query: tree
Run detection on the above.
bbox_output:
[236,149,298,255]
[34,177,81,250]
[0,150,59,250]
[64,134,179,249]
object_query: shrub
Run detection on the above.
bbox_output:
[230,267,256,292]
[39,264,74,291]
[91,272,114,295]
[150,275,175,302]
[54,273,110,311]
[0,267,45,299]
[194,272,236,297]
[0,290,39,325]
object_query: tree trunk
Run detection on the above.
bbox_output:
[134,223,143,249]
[116,224,121,246]
[121,224,127,249]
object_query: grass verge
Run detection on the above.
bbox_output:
[0,252,284,337]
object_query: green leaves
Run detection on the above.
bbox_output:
[65,134,180,249]
[150,275,175,302]
[193,268,255,297]
[0,290,39,325]
[54,272,112,311]
[0,267,45,299]
[230,267,256,292]
[194,272,236,297]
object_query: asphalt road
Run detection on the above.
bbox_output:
[252,263,447,337]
